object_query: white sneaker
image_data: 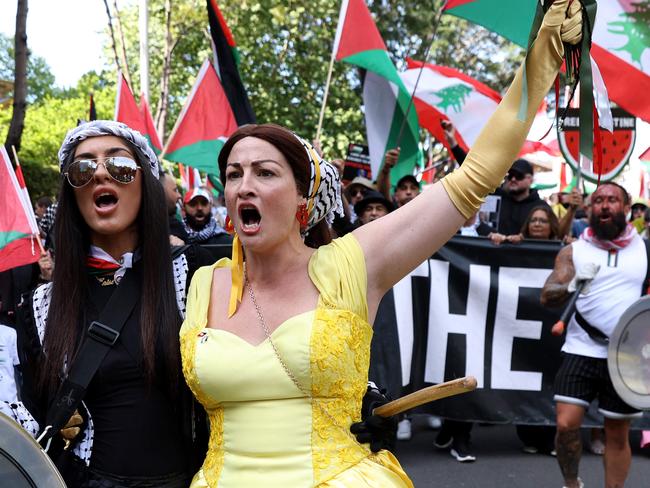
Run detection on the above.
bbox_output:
[426,415,442,429]
[396,419,412,441]
[562,478,584,488]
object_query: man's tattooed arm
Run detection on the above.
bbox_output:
[541,245,575,307]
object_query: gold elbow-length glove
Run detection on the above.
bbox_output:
[441,0,583,218]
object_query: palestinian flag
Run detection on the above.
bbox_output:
[161,60,238,176]
[115,72,146,134]
[444,0,650,123]
[89,93,97,121]
[0,147,40,272]
[206,0,255,125]
[400,59,501,156]
[139,95,163,154]
[332,0,421,181]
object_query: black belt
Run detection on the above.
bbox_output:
[574,311,609,345]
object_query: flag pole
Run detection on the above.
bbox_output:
[395,1,446,148]
[315,43,337,142]
[11,145,46,255]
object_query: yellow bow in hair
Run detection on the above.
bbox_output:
[227,232,244,317]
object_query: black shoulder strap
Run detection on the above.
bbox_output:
[39,266,141,447]
[641,239,650,295]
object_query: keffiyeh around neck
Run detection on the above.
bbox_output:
[581,223,637,251]
[183,216,225,243]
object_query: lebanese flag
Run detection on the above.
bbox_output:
[206,0,255,125]
[139,95,163,154]
[444,0,650,123]
[332,0,421,181]
[400,59,501,156]
[161,60,238,176]
[0,147,40,272]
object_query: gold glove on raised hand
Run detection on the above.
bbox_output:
[60,410,84,450]
[441,0,582,218]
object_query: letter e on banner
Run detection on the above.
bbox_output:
[491,267,551,391]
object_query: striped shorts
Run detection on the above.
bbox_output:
[553,352,642,419]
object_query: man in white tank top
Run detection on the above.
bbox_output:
[541,182,645,488]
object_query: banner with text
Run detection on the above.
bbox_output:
[367,236,649,427]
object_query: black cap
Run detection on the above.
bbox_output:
[354,190,395,216]
[396,174,420,189]
[510,159,534,176]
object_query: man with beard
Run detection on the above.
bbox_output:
[183,188,232,245]
[492,159,551,236]
[541,182,645,488]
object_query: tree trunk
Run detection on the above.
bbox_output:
[112,0,132,88]
[155,0,173,140]
[102,0,122,75]
[5,0,29,160]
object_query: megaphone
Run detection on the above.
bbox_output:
[608,296,650,410]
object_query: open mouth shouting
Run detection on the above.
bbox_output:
[93,187,119,216]
[238,204,261,235]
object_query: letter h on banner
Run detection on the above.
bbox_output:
[425,260,490,388]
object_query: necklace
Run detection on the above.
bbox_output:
[244,267,308,396]
[244,267,355,437]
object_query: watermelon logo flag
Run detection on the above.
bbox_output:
[443,0,650,124]
[332,0,421,181]
[161,60,238,176]
[139,95,163,154]
[206,0,255,125]
[0,147,40,272]
[400,59,501,156]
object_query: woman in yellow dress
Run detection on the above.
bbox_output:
[180,2,582,486]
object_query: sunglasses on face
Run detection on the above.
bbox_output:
[64,157,141,188]
[507,172,525,181]
[349,188,366,197]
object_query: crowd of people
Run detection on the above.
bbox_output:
[0,2,646,487]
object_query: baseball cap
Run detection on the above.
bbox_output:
[396,174,420,189]
[509,159,534,176]
[354,190,395,216]
[184,188,212,204]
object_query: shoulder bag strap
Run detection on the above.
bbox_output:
[39,265,141,447]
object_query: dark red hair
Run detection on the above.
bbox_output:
[218,124,332,248]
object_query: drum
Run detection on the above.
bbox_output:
[607,296,650,410]
[0,412,66,487]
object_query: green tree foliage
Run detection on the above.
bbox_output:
[0,32,58,103]
[0,72,115,199]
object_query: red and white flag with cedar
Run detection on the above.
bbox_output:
[0,147,40,272]
[444,0,650,123]
[161,60,238,176]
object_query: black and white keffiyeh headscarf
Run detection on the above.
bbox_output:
[57,120,159,178]
[291,133,344,232]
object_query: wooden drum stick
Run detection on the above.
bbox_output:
[373,376,478,418]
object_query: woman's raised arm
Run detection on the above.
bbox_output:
[353,0,583,301]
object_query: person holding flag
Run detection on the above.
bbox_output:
[179,2,583,486]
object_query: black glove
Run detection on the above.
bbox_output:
[350,382,397,453]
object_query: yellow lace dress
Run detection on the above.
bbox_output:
[180,233,413,487]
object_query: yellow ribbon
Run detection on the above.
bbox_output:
[227,232,244,317]
[306,146,321,216]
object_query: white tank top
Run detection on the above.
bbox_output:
[563,234,646,358]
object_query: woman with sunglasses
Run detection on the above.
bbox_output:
[180,3,582,486]
[4,121,209,488]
